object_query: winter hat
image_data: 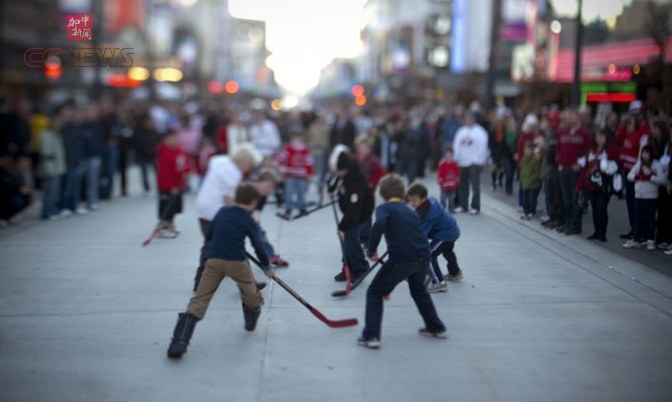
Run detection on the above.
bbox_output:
[522,114,539,132]
[328,144,351,172]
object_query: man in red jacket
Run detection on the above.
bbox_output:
[556,110,592,235]
[156,129,190,238]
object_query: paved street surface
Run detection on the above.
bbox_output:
[2,174,672,402]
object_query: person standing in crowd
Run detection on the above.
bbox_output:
[556,110,592,235]
[80,106,105,211]
[623,145,666,250]
[306,113,330,193]
[577,128,619,242]
[415,118,431,179]
[516,114,542,212]
[249,108,282,161]
[503,117,519,196]
[39,116,66,220]
[519,141,542,220]
[59,106,87,216]
[330,106,357,151]
[174,113,201,190]
[278,132,314,218]
[134,113,159,196]
[541,112,565,229]
[0,152,32,227]
[616,116,647,240]
[98,97,122,200]
[394,117,419,184]
[354,135,386,249]
[489,116,510,192]
[29,103,50,190]
[437,148,459,212]
[453,111,490,215]
[225,112,249,156]
[193,144,261,291]
[156,129,190,239]
[439,106,463,152]
[648,120,671,250]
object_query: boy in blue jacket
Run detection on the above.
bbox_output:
[362,174,447,349]
[167,182,275,359]
[407,183,463,293]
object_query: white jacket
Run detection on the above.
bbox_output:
[452,124,490,168]
[627,160,666,199]
[195,156,243,220]
[249,120,281,157]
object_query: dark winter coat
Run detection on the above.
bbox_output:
[329,164,375,232]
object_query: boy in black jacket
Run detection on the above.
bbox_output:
[167,182,275,359]
[328,146,375,282]
[361,174,447,349]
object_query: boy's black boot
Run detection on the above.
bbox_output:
[242,303,261,332]
[167,312,198,359]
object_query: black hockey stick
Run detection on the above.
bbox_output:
[275,200,336,221]
[142,193,180,247]
[245,252,358,328]
[331,251,389,297]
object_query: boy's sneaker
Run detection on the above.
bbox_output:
[357,337,381,349]
[59,209,73,218]
[443,271,464,282]
[418,328,448,339]
[270,255,290,268]
[427,281,448,293]
[76,206,88,215]
[334,271,347,282]
[158,228,178,239]
[646,240,657,251]
[622,239,641,249]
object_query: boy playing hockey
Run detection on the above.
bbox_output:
[167,182,275,359]
[360,174,447,348]
[406,183,463,293]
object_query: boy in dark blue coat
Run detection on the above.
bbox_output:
[167,182,275,359]
[407,183,463,293]
[361,174,447,349]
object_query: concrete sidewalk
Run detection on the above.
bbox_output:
[1,176,672,402]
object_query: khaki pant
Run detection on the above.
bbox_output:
[187,258,263,319]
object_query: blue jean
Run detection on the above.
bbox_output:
[634,198,657,242]
[396,158,417,184]
[363,258,445,340]
[459,165,482,211]
[559,169,582,231]
[313,152,327,190]
[440,189,457,211]
[360,218,372,246]
[625,179,636,233]
[284,177,308,211]
[41,176,62,219]
[523,188,541,216]
[258,224,276,258]
[85,156,102,206]
[60,163,86,211]
[344,224,369,273]
[503,156,515,194]
[100,144,119,198]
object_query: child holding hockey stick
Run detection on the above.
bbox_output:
[328,145,375,283]
[156,129,190,238]
[167,182,276,359]
[360,174,447,349]
[406,182,463,293]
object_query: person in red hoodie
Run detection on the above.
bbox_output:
[437,147,460,212]
[556,109,592,235]
[615,115,648,240]
[277,132,313,219]
[156,129,190,238]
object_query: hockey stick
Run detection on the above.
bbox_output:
[142,193,180,247]
[331,251,389,297]
[275,200,336,221]
[245,252,358,328]
[330,199,352,293]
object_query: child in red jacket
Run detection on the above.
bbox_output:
[277,132,313,219]
[156,129,190,238]
[437,148,460,212]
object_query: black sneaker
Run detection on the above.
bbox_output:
[587,232,600,240]
[418,328,448,339]
[334,271,347,282]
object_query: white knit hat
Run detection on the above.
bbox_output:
[522,114,539,132]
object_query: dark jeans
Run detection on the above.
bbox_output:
[430,240,460,282]
[546,167,565,223]
[440,189,457,212]
[459,165,482,211]
[396,158,418,184]
[194,218,212,289]
[634,198,657,242]
[136,153,153,193]
[0,194,30,220]
[41,175,61,219]
[559,169,582,231]
[656,188,672,244]
[523,188,541,216]
[60,163,86,211]
[360,218,372,247]
[344,223,369,273]
[503,156,515,194]
[100,144,119,199]
[363,259,445,340]
[587,191,610,237]
[624,179,636,234]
